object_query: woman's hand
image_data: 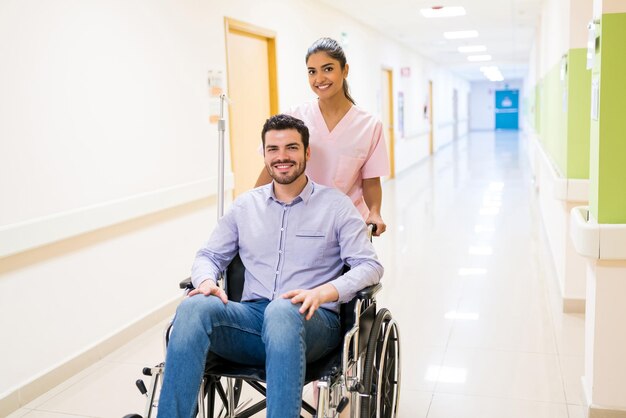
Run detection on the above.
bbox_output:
[366,212,386,236]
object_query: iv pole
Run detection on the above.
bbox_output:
[217,94,226,220]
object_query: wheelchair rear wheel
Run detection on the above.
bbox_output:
[360,309,400,418]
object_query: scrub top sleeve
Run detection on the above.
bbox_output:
[361,120,391,179]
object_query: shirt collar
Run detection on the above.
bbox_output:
[265,176,315,206]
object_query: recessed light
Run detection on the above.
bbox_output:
[444,30,478,39]
[421,6,466,18]
[458,45,487,53]
[467,54,492,62]
[480,66,504,81]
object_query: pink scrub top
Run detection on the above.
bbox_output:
[286,101,390,219]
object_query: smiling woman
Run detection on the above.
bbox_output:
[256,37,390,236]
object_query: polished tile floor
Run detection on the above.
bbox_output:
[8,131,586,417]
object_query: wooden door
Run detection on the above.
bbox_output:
[225,18,278,196]
[381,68,395,179]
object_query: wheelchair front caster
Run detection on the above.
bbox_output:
[123,414,142,418]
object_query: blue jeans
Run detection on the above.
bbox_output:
[157,296,341,418]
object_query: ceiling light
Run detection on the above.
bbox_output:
[480,207,500,215]
[468,246,493,255]
[467,54,492,62]
[443,30,478,39]
[488,181,504,191]
[474,224,495,233]
[480,66,504,82]
[458,45,487,53]
[458,267,487,276]
[421,6,466,18]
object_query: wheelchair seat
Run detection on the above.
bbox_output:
[127,252,398,418]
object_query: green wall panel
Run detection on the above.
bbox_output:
[591,13,626,223]
[566,48,591,180]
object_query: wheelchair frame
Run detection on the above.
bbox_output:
[127,277,400,418]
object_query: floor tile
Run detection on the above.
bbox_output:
[435,348,566,403]
[427,393,568,418]
[567,404,587,418]
[35,362,147,418]
[397,390,431,418]
[559,355,586,406]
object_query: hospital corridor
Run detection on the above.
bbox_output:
[2,1,626,418]
[4,131,587,417]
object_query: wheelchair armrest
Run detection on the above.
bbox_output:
[179,277,194,290]
[356,283,382,300]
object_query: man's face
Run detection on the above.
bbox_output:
[263,129,310,185]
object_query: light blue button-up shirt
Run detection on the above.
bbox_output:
[191,179,383,312]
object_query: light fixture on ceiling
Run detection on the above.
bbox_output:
[480,66,504,81]
[421,6,466,18]
[467,54,492,62]
[458,45,487,53]
[443,30,479,39]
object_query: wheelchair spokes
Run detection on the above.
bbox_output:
[359,309,401,418]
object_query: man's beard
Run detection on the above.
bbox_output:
[266,159,306,185]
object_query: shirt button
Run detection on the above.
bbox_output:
[283,207,287,211]
[275,271,279,274]
[278,250,283,254]
[280,228,284,231]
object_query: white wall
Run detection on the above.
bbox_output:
[470,80,524,131]
[539,0,572,77]
[0,0,469,404]
[432,73,470,151]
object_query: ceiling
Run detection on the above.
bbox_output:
[316,0,544,82]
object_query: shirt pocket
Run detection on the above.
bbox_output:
[292,230,326,267]
[334,155,366,193]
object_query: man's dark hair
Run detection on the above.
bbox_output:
[261,114,310,149]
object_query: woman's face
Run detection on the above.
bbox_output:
[306,52,348,100]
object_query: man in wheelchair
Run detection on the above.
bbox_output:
[157,114,384,418]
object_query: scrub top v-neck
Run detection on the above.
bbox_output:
[286,101,390,219]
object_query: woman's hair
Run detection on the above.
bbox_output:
[305,37,355,104]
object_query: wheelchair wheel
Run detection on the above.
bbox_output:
[200,377,242,417]
[360,309,400,418]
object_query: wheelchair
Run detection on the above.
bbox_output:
[125,251,400,418]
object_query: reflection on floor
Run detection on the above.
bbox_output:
[8,131,586,418]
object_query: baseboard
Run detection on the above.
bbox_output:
[589,406,626,418]
[581,376,626,418]
[0,295,181,416]
[563,297,586,313]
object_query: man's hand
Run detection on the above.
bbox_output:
[365,212,386,236]
[188,279,228,303]
[281,283,339,320]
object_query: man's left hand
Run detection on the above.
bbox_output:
[281,283,339,320]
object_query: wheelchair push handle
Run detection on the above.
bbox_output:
[367,223,377,240]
